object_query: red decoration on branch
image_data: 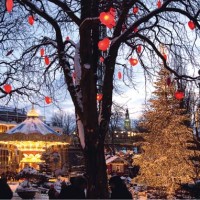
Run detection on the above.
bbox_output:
[3,84,12,94]
[40,48,45,57]
[44,56,50,65]
[133,27,138,33]
[100,57,104,62]
[98,38,110,51]
[175,90,184,100]
[45,96,52,104]
[188,20,196,30]
[118,71,122,80]
[133,7,139,14]
[97,93,103,101]
[28,15,34,25]
[136,45,142,53]
[129,58,138,66]
[157,0,162,8]
[6,0,13,13]
[163,54,167,60]
[99,9,116,28]
[66,36,70,41]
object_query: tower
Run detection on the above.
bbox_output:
[124,108,131,130]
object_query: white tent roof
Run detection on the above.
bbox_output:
[6,107,60,136]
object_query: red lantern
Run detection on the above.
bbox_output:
[133,27,138,33]
[98,38,110,51]
[99,10,116,28]
[40,48,45,57]
[118,71,122,80]
[163,54,167,60]
[175,90,184,100]
[133,7,139,14]
[6,0,13,13]
[44,56,50,65]
[109,7,116,16]
[136,45,142,53]
[157,0,162,8]
[28,15,34,25]
[100,57,104,62]
[188,20,196,30]
[45,96,52,104]
[66,36,70,41]
[166,77,171,86]
[3,84,12,94]
[97,93,103,101]
[129,58,138,66]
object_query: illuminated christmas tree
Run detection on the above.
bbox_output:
[133,68,198,196]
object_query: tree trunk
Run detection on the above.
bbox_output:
[84,132,109,199]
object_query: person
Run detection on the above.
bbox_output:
[0,178,13,199]
[58,176,87,199]
[109,175,132,199]
[48,184,59,199]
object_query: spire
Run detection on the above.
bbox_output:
[124,108,131,130]
[27,104,39,117]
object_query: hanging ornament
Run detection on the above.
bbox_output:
[136,45,142,53]
[98,38,110,51]
[163,53,167,60]
[157,0,162,8]
[129,58,138,66]
[166,77,171,86]
[3,84,12,94]
[133,7,139,14]
[99,9,116,28]
[66,36,70,41]
[118,71,122,80]
[28,15,34,25]
[6,0,13,13]
[40,48,45,57]
[45,96,52,104]
[133,27,138,33]
[188,20,196,30]
[97,93,103,101]
[175,90,184,100]
[100,57,104,62]
[44,56,50,65]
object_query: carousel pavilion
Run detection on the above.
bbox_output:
[0,106,70,173]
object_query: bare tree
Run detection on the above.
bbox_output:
[0,0,200,198]
[51,111,76,134]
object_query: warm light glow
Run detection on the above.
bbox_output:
[129,58,138,66]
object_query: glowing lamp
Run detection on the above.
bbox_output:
[99,12,113,25]
[6,0,13,13]
[4,84,12,94]
[175,90,184,100]
[118,71,122,80]
[28,15,34,25]
[136,45,142,53]
[157,0,162,8]
[109,7,116,16]
[133,7,139,14]
[45,96,52,104]
[44,56,50,65]
[98,38,110,51]
[100,57,104,62]
[97,93,103,101]
[40,48,45,57]
[188,20,196,30]
[129,58,138,66]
